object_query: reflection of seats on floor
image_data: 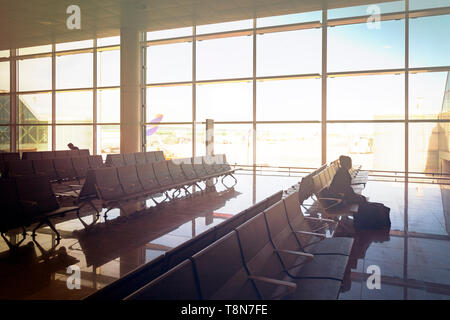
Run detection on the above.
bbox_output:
[85,189,281,300]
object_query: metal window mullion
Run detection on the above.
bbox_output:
[142,32,147,152]
[192,26,196,158]
[404,0,410,300]
[10,48,16,152]
[93,39,97,155]
[322,9,327,165]
[253,18,257,168]
[52,44,56,151]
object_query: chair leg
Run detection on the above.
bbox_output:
[45,219,61,241]
[32,221,45,238]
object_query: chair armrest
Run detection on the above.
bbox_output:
[275,249,314,259]
[20,200,38,206]
[318,197,343,210]
[294,230,326,239]
[305,216,335,223]
[248,275,296,300]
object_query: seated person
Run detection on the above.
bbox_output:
[67,143,79,151]
[328,155,367,205]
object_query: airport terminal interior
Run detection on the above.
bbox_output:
[0,0,449,300]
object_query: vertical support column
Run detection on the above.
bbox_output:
[10,48,16,152]
[93,39,98,155]
[252,18,257,204]
[192,26,197,158]
[321,9,328,165]
[52,44,56,151]
[205,119,214,156]
[120,6,142,154]
[141,32,147,152]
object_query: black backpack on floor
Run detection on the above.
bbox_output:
[353,202,391,230]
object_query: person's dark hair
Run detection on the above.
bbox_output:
[339,155,352,169]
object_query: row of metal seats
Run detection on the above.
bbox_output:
[85,190,283,300]
[105,151,165,167]
[0,152,20,176]
[123,191,353,300]
[94,155,237,216]
[0,175,81,248]
[22,149,90,160]
[4,156,104,183]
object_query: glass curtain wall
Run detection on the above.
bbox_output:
[143,0,450,173]
[0,36,120,156]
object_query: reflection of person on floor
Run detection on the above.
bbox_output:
[67,143,79,151]
[329,155,367,205]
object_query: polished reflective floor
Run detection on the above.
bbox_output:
[0,171,448,300]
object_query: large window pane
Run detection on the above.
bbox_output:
[97,49,120,87]
[18,57,52,91]
[97,125,120,156]
[0,50,9,58]
[257,78,321,121]
[196,36,252,80]
[410,0,450,10]
[410,72,448,120]
[409,14,450,68]
[257,29,321,76]
[56,52,93,89]
[327,123,405,171]
[97,88,120,123]
[18,93,52,124]
[146,85,191,123]
[56,40,93,51]
[409,123,447,173]
[147,42,192,83]
[257,11,322,28]
[18,125,51,152]
[56,91,93,123]
[56,125,93,153]
[197,20,252,34]
[328,1,404,19]
[0,61,9,92]
[0,126,9,151]
[147,27,192,41]
[0,96,9,124]
[256,124,321,168]
[18,44,52,56]
[146,124,192,159]
[196,124,253,165]
[328,20,405,72]
[196,82,252,122]
[97,36,120,47]
[328,74,405,120]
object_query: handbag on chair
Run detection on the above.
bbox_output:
[353,202,391,230]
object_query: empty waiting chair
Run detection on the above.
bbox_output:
[41,151,55,159]
[32,159,59,182]
[153,161,174,188]
[125,259,200,300]
[0,179,28,248]
[68,150,80,158]
[22,152,41,160]
[53,158,77,181]
[6,160,34,178]
[134,152,146,165]
[3,152,20,162]
[15,175,79,240]
[154,151,165,162]
[192,231,261,300]
[136,163,161,193]
[54,150,70,158]
[123,153,136,166]
[94,168,125,208]
[71,157,90,179]
[236,213,342,300]
[167,160,194,185]
[88,155,104,169]
[117,165,145,198]
[165,228,216,271]
[79,149,90,157]
[264,201,349,281]
[180,161,199,181]
[283,192,353,256]
[105,154,125,167]
[144,152,157,163]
